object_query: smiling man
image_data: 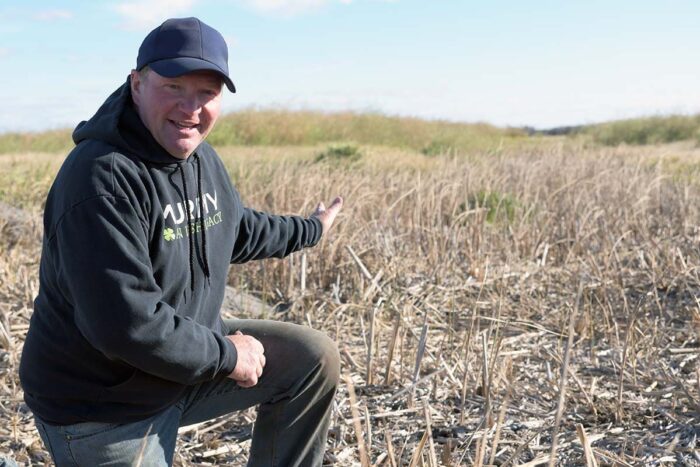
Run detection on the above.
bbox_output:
[131,68,224,158]
[19,17,343,466]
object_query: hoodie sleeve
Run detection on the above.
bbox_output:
[51,194,237,385]
[230,207,323,264]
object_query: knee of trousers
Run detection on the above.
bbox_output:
[306,329,341,393]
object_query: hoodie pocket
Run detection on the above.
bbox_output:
[101,368,138,391]
[98,369,185,408]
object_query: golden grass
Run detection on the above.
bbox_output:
[1,141,699,465]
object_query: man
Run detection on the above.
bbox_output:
[19,17,343,466]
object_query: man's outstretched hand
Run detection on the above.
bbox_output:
[226,331,266,388]
[312,196,343,235]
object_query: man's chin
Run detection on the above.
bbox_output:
[165,141,199,160]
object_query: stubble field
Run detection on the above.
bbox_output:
[0,138,698,465]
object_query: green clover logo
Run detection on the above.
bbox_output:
[163,228,175,242]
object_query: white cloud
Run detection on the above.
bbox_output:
[223,34,239,49]
[113,0,198,30]
[33,9,74,21]
[236,0,398,16]
[238,0,327,15]
[0,47,9,58]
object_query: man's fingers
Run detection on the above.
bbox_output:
[237,364,260,388]
[313,197,343,217]
[237,378,256,388]
[328,196,343,211]
[323,196,343,220]
[310,195,344,234]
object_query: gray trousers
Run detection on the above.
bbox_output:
[34,319,340,467]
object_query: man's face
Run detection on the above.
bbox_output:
[130,68,223,159]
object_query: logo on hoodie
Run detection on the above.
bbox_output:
[162,191,223,241]
[163,228,176,241]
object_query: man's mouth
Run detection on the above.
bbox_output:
[170,120,199,131]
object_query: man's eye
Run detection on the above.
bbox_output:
[165,84,180,91]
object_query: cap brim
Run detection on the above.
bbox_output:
[149,57,236,93]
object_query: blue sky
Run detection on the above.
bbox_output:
[2,0,699,132]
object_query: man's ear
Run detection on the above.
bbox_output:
[130,70,141,105]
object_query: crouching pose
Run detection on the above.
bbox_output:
[19,17,343,466]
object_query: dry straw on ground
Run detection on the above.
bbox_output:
[0,141,698,465]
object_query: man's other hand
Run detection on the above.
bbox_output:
[226,331,266,388]
[312,196,343,235]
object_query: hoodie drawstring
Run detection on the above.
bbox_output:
[179,164,196,291]
[178,154,211,293]
[195,154,211,283]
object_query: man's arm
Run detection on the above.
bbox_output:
[230,196,343,264]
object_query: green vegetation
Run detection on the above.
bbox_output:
[0,109,526,155]
[586,114,700,146]
[0,130,73,155]
[209,110,527,153]
[6,109,700,154]
[466,190,520,224]
[314,143,362,163]
[421,139,457,157]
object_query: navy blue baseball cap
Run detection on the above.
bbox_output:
[137,17,236,92]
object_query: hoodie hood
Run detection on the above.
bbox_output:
[72,76,186,165]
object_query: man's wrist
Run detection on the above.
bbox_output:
[220,334,238,376]
[308,216,324,247]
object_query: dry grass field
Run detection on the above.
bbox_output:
[0,138,699,465]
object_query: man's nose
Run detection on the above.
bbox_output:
[178,94,201,115]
